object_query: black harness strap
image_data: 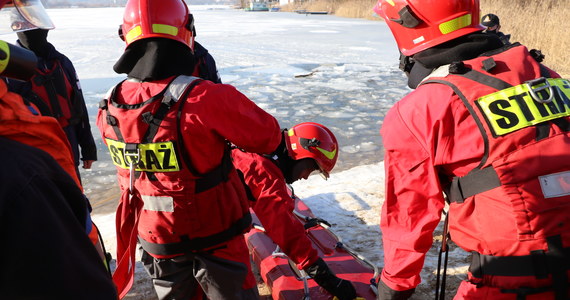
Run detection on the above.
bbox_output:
[33,70,65,118]
[455,67,513,91]
[106,114,125,142]
[236,168,256,202]
[138,213,252,256]
[424,62,568,203]
[100,80,128,142]
[425,72,500,204]
[546,235,569,300]
[421,79,492,169]
[101,76,233,193]
[175,79,203,177]
[470,237,569,300]
[500,286,552,300]
[469,247,570,278]
[173,77,235,193]
[195,147,233,193]
[141,76,200,143]
[146,75,234,194]
[539,64,552,78]
[448,166,501,203]
[535,122,552,141]
[551,117,570,132]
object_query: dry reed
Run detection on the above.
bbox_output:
[480,0,569,76]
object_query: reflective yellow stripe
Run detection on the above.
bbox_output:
[287,129,299,151]
[152,24,178,37]
[125,25,142,44]
[385,0,395,6]
[477,78,570,136]
[316,147,336,160]
[439,14,472,35]
[0,41,10,74]
[105,138,180,172]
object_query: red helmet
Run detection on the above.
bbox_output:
[121,0,194,51]
[285,122,339,179]
[373,0,484,56]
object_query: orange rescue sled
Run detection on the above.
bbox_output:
[245,194,379,299]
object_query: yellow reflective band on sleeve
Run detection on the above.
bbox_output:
[152,24,179,37]
[439,14,472,35]
[0,40,10,74]
[105,138,180,172]
[476,78,570,136]
[125,25,142,44]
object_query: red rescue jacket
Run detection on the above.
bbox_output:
[424,46,570,292]
[232,150,320,270]
[97,75,281,258]
[0,80,79,186]
[29,60,76,127]
[380,45,570,293]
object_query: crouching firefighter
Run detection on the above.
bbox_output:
[374,0,570,299]
[97,0,283,298]
[232,122,357,300]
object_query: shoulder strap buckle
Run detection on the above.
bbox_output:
[526,77,554,103]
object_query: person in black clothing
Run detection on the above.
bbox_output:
[193,41,222,83]
[481,13,511,45]
[0,137,117,299]
[0,1,115,297]
[5,28,97,181]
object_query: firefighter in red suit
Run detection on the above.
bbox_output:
[97,0,283,299]
[232,122,357,300]
[374,0,570,299]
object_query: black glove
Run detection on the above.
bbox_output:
[304,258,357,300]
[377,279,415,300]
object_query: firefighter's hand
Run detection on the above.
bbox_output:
[305,258,357,300]
[377,280,415,300]
[82,160,95,169]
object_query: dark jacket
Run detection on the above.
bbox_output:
[6,41,97,165]
[194,41,222,84]
[0,137,116,299]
